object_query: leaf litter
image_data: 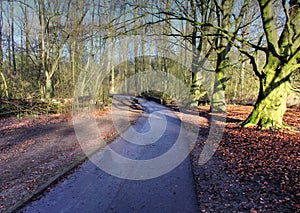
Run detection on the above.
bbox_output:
[191,105,299,212]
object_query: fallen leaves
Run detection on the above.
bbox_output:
[0,113,70,134]
[192,105,300,212]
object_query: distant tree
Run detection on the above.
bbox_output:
[34,0,88,99]
[210,0,249,112]
[144,0,250,111]
[0,1,7,98]
[10,0,16,74]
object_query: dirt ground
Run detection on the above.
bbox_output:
[0,98,143,213]
[0,103,299,212]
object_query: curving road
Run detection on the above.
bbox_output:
[20,97,199,213]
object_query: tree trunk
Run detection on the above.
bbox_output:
[10,1,17,74]
[45,72,54,99]
[24,0,30,75]
[109,58,115,94]
[210,49,228,112]
[36,0,46,98]
[190,71,200,106]
[0,0,3,73]
[209,0,242,112]
[211,70,226,112]
[242,68,290,129]
[241,0,300,130]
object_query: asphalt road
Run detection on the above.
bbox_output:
[20,98,199,213]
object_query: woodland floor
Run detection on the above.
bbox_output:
[191,105,300,212]
[0,104,299,212]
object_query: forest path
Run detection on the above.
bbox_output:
[20,98,199,213]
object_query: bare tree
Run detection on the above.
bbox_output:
[0,0,8,98]
[0,1,2,72]
[10,0,17,74]
[34,0,88,98]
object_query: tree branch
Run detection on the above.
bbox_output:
[258,0,280,56]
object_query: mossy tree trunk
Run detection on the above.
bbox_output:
[210,0,247,112]
[242,68,290,129]
[211,68,226,112]
[241,0,300,129]
[189,0,217,107]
